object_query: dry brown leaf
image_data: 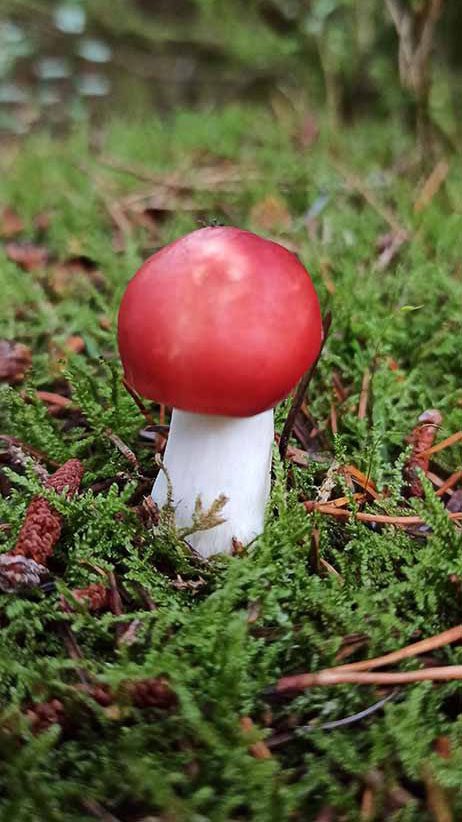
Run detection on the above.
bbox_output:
[64,336,86,355]
[5,242,48,271]
[34,212,52,232]
[48,256,104,295]
[0,208,24,237]
[99,315,112,330]
[0,340,32,384]
[250,194,292,232]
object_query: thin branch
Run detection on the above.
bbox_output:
[279,312,331,460]
[435,470,462,497]
[81,799,122,822]
[57,622,92,687]
[419,431,462,458]
[122,377,155,425]
[357,368,371,420]
[303,501,462,526]
[275,665,462,693]
[331,157,407,235]
[105,429,140,470]
[332,625,462,673]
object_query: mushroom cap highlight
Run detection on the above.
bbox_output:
[118,226,322,417]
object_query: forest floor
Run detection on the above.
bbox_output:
[0,105,461,821]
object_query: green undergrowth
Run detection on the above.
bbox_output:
[0,105,461,821]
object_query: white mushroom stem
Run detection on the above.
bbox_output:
[151,408,274,559]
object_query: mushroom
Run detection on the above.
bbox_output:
[118,226,322,558]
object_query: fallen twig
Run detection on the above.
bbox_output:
[122,377,155,425]
[341,465,380,499]
[422,762,454,822]
[329,402,338,434]
[274,624,462,693]
[419,431,462,459]
[0,435,60,468]
[0,436,49,481]
[303,501,462,526]
[81,798,123,822]
[435,470,462,497]
[331,157,406,235]
[332,625,462,673]
[275,665,462,693]
[35,390,73,408]
[414,160,449,212]
[357,368,371,420]
[106,429,139,470]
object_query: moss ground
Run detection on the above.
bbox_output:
[0,106,461,821]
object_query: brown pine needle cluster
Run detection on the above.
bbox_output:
[11,458,84,564]
[0,459,84,591]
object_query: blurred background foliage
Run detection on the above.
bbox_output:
[0,0,460,146]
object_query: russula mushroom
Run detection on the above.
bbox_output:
[118,226,322,558]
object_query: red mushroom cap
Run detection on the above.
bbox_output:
[118,227,322,417]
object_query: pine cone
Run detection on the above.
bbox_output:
[75,682,113,707]
[10,459,84,565]
[0,553,48,593]
[45,459,84,496]
[11,497,61,565]
[128,677,177,710]
[66,582,111,612]
[26,699,65,734]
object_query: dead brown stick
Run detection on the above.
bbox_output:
[81,798,122,822]
[122,377,155,425]
[0,435,60,468]
[414,160,449,212]
[329,402,338,434]
[107,570,127,645]
[331,157,406,235]
[435,470,462,497]
[319,493,366,508]
[58,622,92,687]
[35,391,73,408]
[357,369,371,420]
[105,429,139,470]
[332,625,462,673]
[100,155,258,192]
[342,465,380,498]
[275,665,462,693]
[303,501,462,526]
[279,312,331,460]
[0,440,49,482]
[422,762,454,822]
[419,431,462,458]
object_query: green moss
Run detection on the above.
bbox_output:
[0,106,461,820]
